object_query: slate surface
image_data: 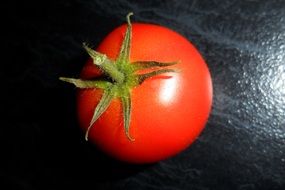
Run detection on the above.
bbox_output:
[2,0,285,189]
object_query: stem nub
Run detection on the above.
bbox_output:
[83,43,125,84]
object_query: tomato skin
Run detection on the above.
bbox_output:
[77,23,212,163]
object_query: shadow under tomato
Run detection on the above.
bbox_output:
[35,86,154,185]
[4,86,153,190]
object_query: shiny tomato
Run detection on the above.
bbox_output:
[61,14,212,163]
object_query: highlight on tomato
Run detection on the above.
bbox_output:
[60,13,212,164]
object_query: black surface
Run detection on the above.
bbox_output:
[2,0,285,189]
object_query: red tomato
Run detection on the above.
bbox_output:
[77,23,212,163]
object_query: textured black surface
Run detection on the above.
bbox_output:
[2,0,285,189]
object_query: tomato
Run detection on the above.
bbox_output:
[61,13,212,164]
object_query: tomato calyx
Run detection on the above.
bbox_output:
[60,13,178,141]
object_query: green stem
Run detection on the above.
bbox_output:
[60,13,179,142]
[85,87,115,141]
[83,43,125,83]
[117,12,133,65]
[132,61,178,71]
[137,69,178,84]
[59,77,112,89]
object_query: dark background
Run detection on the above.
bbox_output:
[2,0,285,189]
